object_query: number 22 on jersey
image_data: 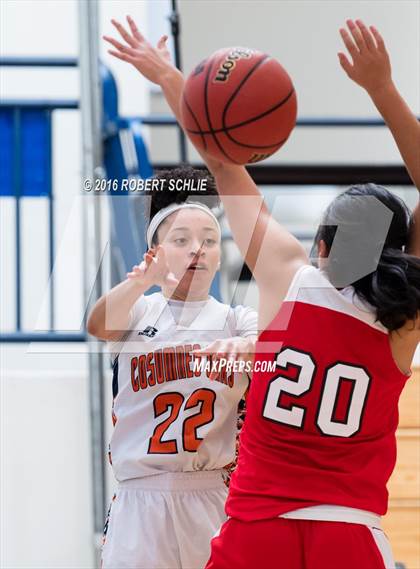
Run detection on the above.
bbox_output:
[148,388,216,454]
[262,347,371,437]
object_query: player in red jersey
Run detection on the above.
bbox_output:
[107,17,419,569]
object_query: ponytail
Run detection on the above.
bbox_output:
[315,184,420,331]
[353,248,420,331]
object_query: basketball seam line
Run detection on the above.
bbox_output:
[224,135,289,150]
[222,56,294,149]
[204,54,241,164]
[182,94,207,150]
[187,86,295,137]
[221,54,270,147]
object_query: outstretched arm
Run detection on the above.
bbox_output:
[105,18,309,325]
[87,246,178,340]
[339,19,420,255]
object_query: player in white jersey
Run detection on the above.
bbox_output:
[87,165,257,569]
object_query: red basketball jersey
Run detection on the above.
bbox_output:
[227,265,411,521]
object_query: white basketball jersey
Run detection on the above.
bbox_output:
[107,292,257,481]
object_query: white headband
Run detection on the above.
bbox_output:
[146,202,221,248]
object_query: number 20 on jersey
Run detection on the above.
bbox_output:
[262,347,371,438]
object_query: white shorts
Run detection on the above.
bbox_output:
[101,470,228,569]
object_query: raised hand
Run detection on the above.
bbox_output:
[104,15,174,85]
[192,336,256,381]
[339,19,392,95]
[127,246,179,289]
[339,19,420,251]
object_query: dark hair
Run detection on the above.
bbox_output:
[313,183,420,331]
[145,165,220,245]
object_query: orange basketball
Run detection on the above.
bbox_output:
[181,47,297,165]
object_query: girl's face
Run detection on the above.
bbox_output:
[156,208,221,300]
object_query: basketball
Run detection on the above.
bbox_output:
[181,47,297,165]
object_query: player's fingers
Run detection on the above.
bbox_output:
[209,339,224,351]
[369,25,386,53]
[355,19,376,51]
[222,344,235,358]
[192,348,221,361]
[126,15,145,43]
[124,46,146,58]
[166,272,179,286]
[145,254,156,267]
[337,52,354,76]
[157,34,168,49]
[209,349,224,361]
[146,247,156,256]
[145,247,156,257]
[235,352,249,364]
[107,50,135,64]
[226,352,237,365]
[103,35,127,52]
[111,18,138,48]
[339,28,359,60]
[127,269,141,278]
[194,340,221,355]
[129,267,143,277]
[346,19,366,53]
[107,51,137,67]
[209,356,223,380]
[155,245,166,260]
[192,345,212,355]
[192,349,206,358]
